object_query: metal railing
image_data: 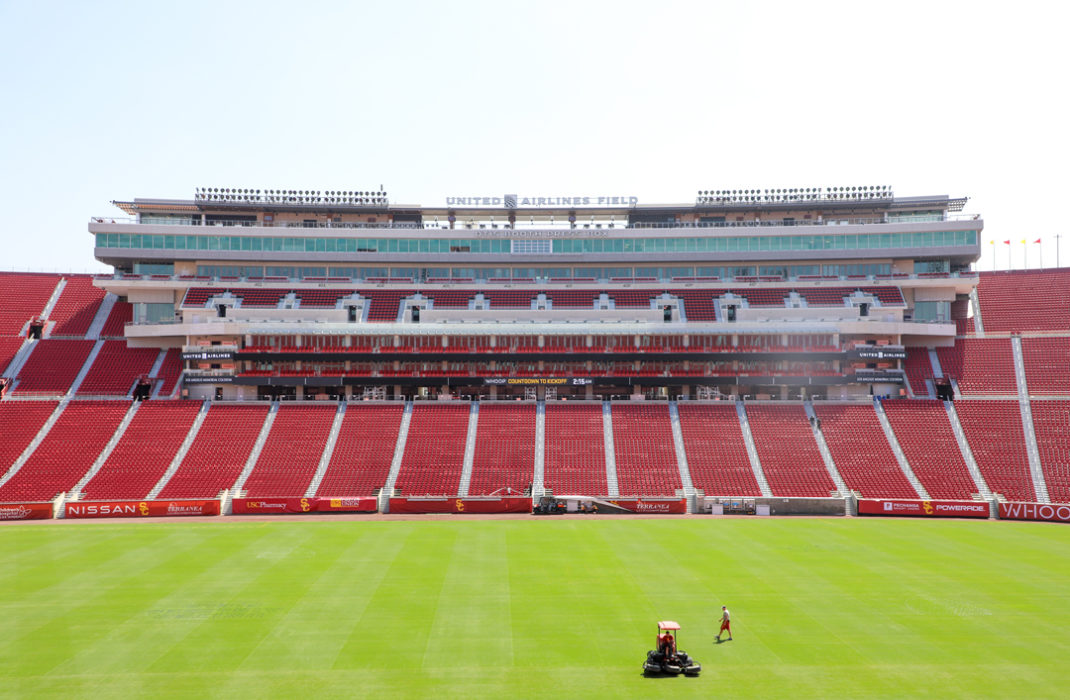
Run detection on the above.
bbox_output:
[91,213,978,231]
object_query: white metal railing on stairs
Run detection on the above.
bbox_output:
[803,402,849,497]
[1011,336,1050,503]
[969,287,985,336]
[40,278,65,323]
[457,403,479,497]
[602,402,620,497]
[871,399,930,499]
[532,401,546,497]
[736,402,773,497]
[305,402,346,497]
[381,401,414,505]
[668,402,695,492]
[147,400,210,499]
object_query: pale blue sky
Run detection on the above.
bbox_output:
[1,0,1067,272]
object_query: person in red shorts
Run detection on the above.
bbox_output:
[716,605,732,641]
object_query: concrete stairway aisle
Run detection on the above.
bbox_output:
[602,402,620,498]
[871,399,930,499]
[305,402,347,498]
[1012,336,1050,503]
[736,402,773,497]
[803,402,850,498]
[456,402,479,497]
[147,401,211,499]
[69,401,141,499]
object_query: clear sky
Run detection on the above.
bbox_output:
[1,0,1067,273]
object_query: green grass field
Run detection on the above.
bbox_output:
[3,518,1069,698]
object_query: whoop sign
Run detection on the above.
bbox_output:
[857,499,988,518]
[65,500,221,519]
[999,502,1070,523]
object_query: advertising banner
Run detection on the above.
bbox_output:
[388,497,532,514]
[314,497,378,513]
[999,502,1070,523]
[857,499,988,518]
[231,498,316,514]
[65,500,221,519]
[482,377,593,386]
[601,498,688,514]
[0,502,52,521]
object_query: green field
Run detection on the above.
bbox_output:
[3,518,1069,698]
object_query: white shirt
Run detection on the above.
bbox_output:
[722,608,730,621]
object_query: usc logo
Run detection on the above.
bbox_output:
[138,502,149,516]
[922,501,934,515]
[455,499,464,512]
[300,498,311,512]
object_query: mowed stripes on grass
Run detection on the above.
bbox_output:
[1,518,1069,698]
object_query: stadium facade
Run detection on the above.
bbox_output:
[2,184,1068,520]
[90,185,979,402]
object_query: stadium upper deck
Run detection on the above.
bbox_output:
[85,185,980,401]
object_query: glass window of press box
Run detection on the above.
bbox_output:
[96,229,978,254]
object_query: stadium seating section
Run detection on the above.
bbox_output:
[468,403,536,496]
[746,405,836,497]
[955,401,1035,502]
[677,403,761,496]
[77,342,159,396]
[0,401,128,502]
[882,400,979,500]
[974,268,1070,333]
[157,404,269,499]
[393,403,469,495]
[543,403,607,495]
[12,339,95,395]
[49,275,105,337]
[612,403,681,496]
[1031,401,1070,503]
[315,403,404,496]
[242,404,336,497]
[1,269,1068,507]
[814,404,917,498]
[80,401,201,499]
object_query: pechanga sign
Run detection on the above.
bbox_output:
[447,194,638,208]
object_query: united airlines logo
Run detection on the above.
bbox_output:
[504,194,518,208]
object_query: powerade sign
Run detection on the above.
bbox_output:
[447,194,638,207]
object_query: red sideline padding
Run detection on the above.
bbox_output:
[65,500,221,519]
[388,497,532,514]
[857,499,988,518]
[232,497,315,514]
[231,497,379,514]
[604,498,688,514]
[0,503,52,521]
[1000,502,1070,523]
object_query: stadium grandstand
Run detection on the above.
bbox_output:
[1,184,1068,520]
